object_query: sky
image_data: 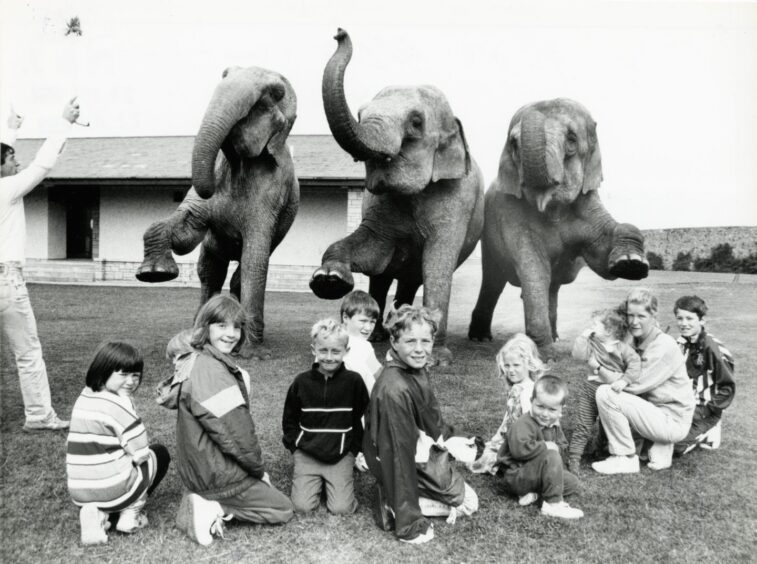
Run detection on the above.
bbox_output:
[1,0,756,230]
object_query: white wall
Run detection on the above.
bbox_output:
[23,188,48,259]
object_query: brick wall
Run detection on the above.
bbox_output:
[643,226,757,269]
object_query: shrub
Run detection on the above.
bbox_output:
[694,243,735,273]
[672,251,692,271]
[646,252,664,270]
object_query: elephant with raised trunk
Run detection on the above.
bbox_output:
[469,98,648,357]
[136,66,298,351]
[310,29,484,365]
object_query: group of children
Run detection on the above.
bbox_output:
[65,290,735,546]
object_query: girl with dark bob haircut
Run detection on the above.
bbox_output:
[190,294,249,354]
[85,341,144,392]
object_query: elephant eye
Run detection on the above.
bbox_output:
[565,131,578,156]
[409,113,423,131]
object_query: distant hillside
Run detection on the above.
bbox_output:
[643,226,757,271]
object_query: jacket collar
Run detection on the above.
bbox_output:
[202,344,241,374]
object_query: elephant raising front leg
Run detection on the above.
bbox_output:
[136,188,211,283]
[608,223,649,280]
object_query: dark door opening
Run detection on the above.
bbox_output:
[65,189,98,259]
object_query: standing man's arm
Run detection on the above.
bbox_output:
[0,98,80,202]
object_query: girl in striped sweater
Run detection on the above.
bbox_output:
[66,341,170,545]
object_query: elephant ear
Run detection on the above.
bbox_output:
[432,118,470,182]
[266,76,298,160]
[582,119,603,193]
[497,134,523,199]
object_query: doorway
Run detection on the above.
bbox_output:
[65,189,99,259]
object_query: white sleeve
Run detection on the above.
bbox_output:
[1,126,18,146]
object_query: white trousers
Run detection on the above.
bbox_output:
[596,385,690,456]
[0,266,55,422]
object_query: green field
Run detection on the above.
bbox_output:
[1,269,755,563]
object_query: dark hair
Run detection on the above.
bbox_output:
[384,304,440,340]
[674,295,708,319]
[533,374,569,404]
[592,307,629,341]
[191,294,248,353]
[340,290,380,321]
[1,143,14,166]
[86,341,144,392]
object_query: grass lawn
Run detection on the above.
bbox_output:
[1,269,756,563]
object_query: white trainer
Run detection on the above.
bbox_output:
[592,455,640,475]
[541,500,584,519]
[186,493,226,546]
[116,508,148,533]
[700,420,722,450]
[518,492,539,506]
[80,504,109,545]
[400,524,434,544]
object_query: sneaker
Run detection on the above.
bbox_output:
[186,493,226,546]
[592,455,640,475]
[399,524,434,544]
[23,414,69,432]
[373,484,394,531]
[541,500,584,519]
[116,509,148,533]
[518,492,539,507]
[700,421,722,450]
[647,442,673,471]
[80,504,109,545]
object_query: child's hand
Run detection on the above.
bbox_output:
[7,107,23,130]
[354,452,369,472]
[610,379,629,393]
[261,472,272,487]
[544,441,559,452]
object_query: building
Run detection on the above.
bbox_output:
[12,135,370,291]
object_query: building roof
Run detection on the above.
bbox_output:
[11,134,364,182]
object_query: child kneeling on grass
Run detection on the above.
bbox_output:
[160,295,293,546]
[67,341,170,545]
[496,375,583,519]
[673,295,735,455]
[282,318,369,514]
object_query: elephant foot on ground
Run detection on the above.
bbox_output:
[239,341,272,361]
[136,250,179,283]
[368,323,390,343]
[309,262,355,300]
[431,346,453,367]
[608,224,649,281]
[537,342,558,362]
[468,309,493,341]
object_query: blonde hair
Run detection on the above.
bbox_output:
[310,317,349,347]
[625,287,658,316]
[383,304,441,341]
[496,333,546,382]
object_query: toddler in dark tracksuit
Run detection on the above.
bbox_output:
[497,375,583,519]
[282,318,369,514]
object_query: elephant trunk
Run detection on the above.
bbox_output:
[521,110,556,194]
[322,28,396,161]
[192,77,266,199]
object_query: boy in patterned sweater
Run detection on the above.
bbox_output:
[673,295,735,455]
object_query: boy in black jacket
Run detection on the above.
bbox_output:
[282,318,370,514]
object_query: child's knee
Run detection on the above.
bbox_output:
[292,496,319,514]
[327,496,357,515]
[595,384,613,406]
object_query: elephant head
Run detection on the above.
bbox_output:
[496,98,602,213]
[322,28,470,195]
[192,66,297,199]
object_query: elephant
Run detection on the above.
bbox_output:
[309,29,484,365]
[468,98,648,357]
[135,66,298,352]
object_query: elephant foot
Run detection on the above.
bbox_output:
[430,345,453,367]
[537,342,558,362]
[309,262,355,300]
[608,224,649,281]
[368,323,390,343]
[468,309,493,342]
[135,250,179,283]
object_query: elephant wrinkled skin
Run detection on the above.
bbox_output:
[310,29,484,365]
[469,98,648,357]
[136,66,299,353]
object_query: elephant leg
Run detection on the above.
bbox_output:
[394,279,421,307]
[136,188,210,283]
[573,192,649,281]
[310,225,394,300]
[469,240,508,342]
[516,253,555,357]
[367,273,394,343]
[196,243,230,317]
